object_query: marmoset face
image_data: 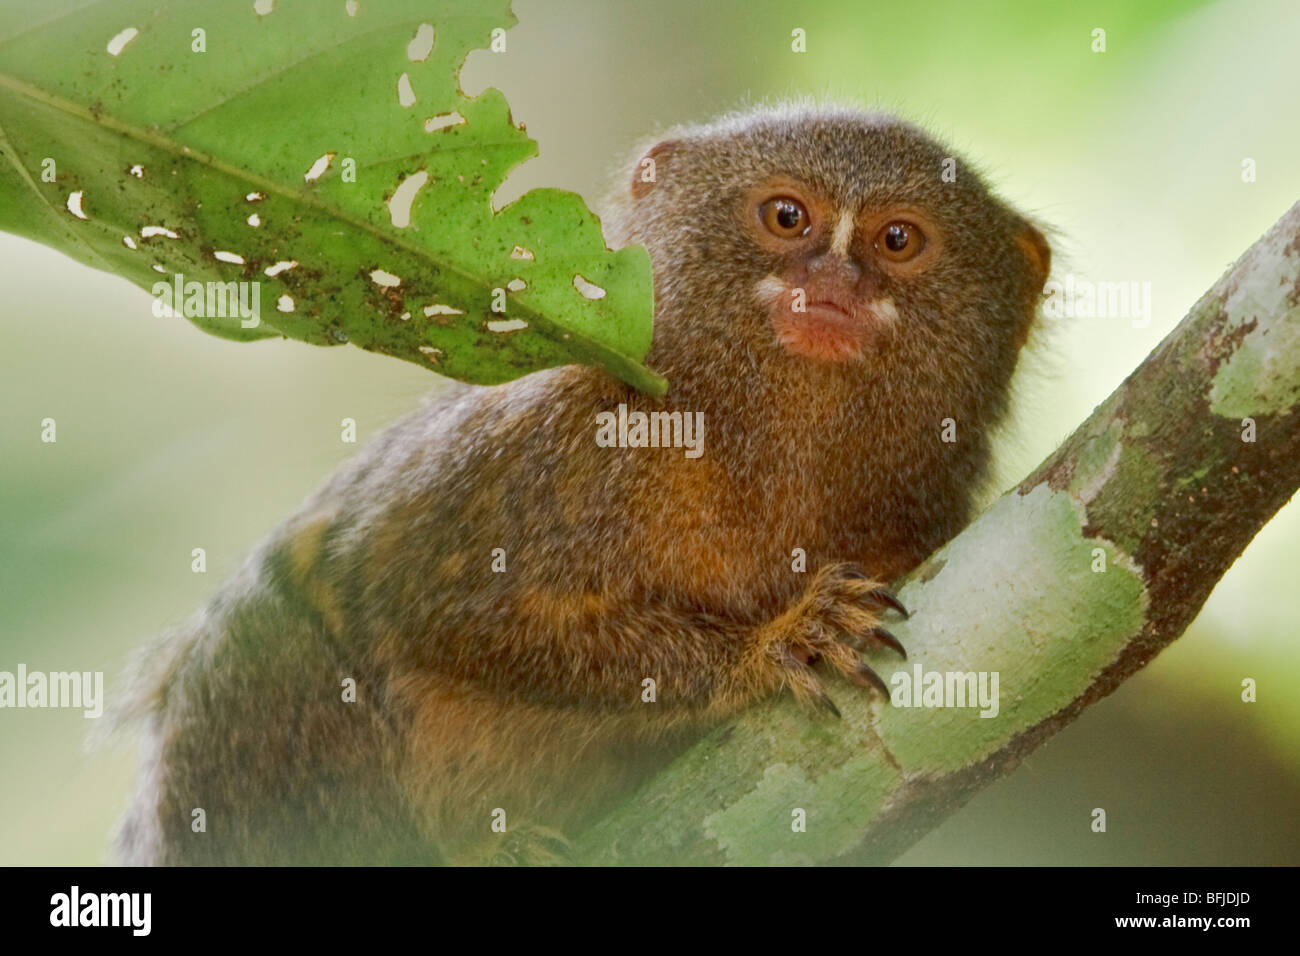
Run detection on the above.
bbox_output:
[745,177,943,362]
[621,106,1049,371]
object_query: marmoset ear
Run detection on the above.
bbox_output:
[1015,219,1052,301]
[1009,219,1052,349]
[630,139,683,200]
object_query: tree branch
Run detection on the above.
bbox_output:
[572,201,1300,866]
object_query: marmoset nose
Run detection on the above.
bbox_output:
[805,252,870,300]
[808,252,862,287]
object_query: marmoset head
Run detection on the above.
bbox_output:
[609,104,1050,380]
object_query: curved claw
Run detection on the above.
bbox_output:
[817,692,842,719]
[850,663,891,699]
[870,625,907,659]
[865,587,910,619]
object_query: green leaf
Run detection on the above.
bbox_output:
[0,0,665,395]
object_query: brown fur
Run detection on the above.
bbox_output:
[114,104,1049,865]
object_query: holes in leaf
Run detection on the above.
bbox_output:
[246,191,265,202]
[506,278,526,292]
[128,164,145,178]
[214,251,246,264]
[106,27,139,56]
[66,191,89,219]
[151,263,166,273]
[423,111,465,133]
[573,275,606,299]
[487,319,528,333]
[247,213,262,227]
[277,295,294,312]
[141,225,178,239]
[265,260,298,277]
[304,153,334,182]
[345,0,359,16]
[418,346,443,363]
[423,304,464,316]
[407,23,434,62]
[253,0,274,15]
[370,269,401,287]
[387,170,428,228]
[510,245,534,261]
[397,73,416,108]
[122,236,137,249]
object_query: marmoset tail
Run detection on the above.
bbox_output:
[115,103,1050,865]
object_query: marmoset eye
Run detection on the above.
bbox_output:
[875,221,926,262]
[760,197,811,238]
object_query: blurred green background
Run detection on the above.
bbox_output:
[2,0,1298,865]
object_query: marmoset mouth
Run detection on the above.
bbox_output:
[806,298,853,318]
[772,302,872,362]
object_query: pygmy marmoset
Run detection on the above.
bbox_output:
[115,103,1051,865]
